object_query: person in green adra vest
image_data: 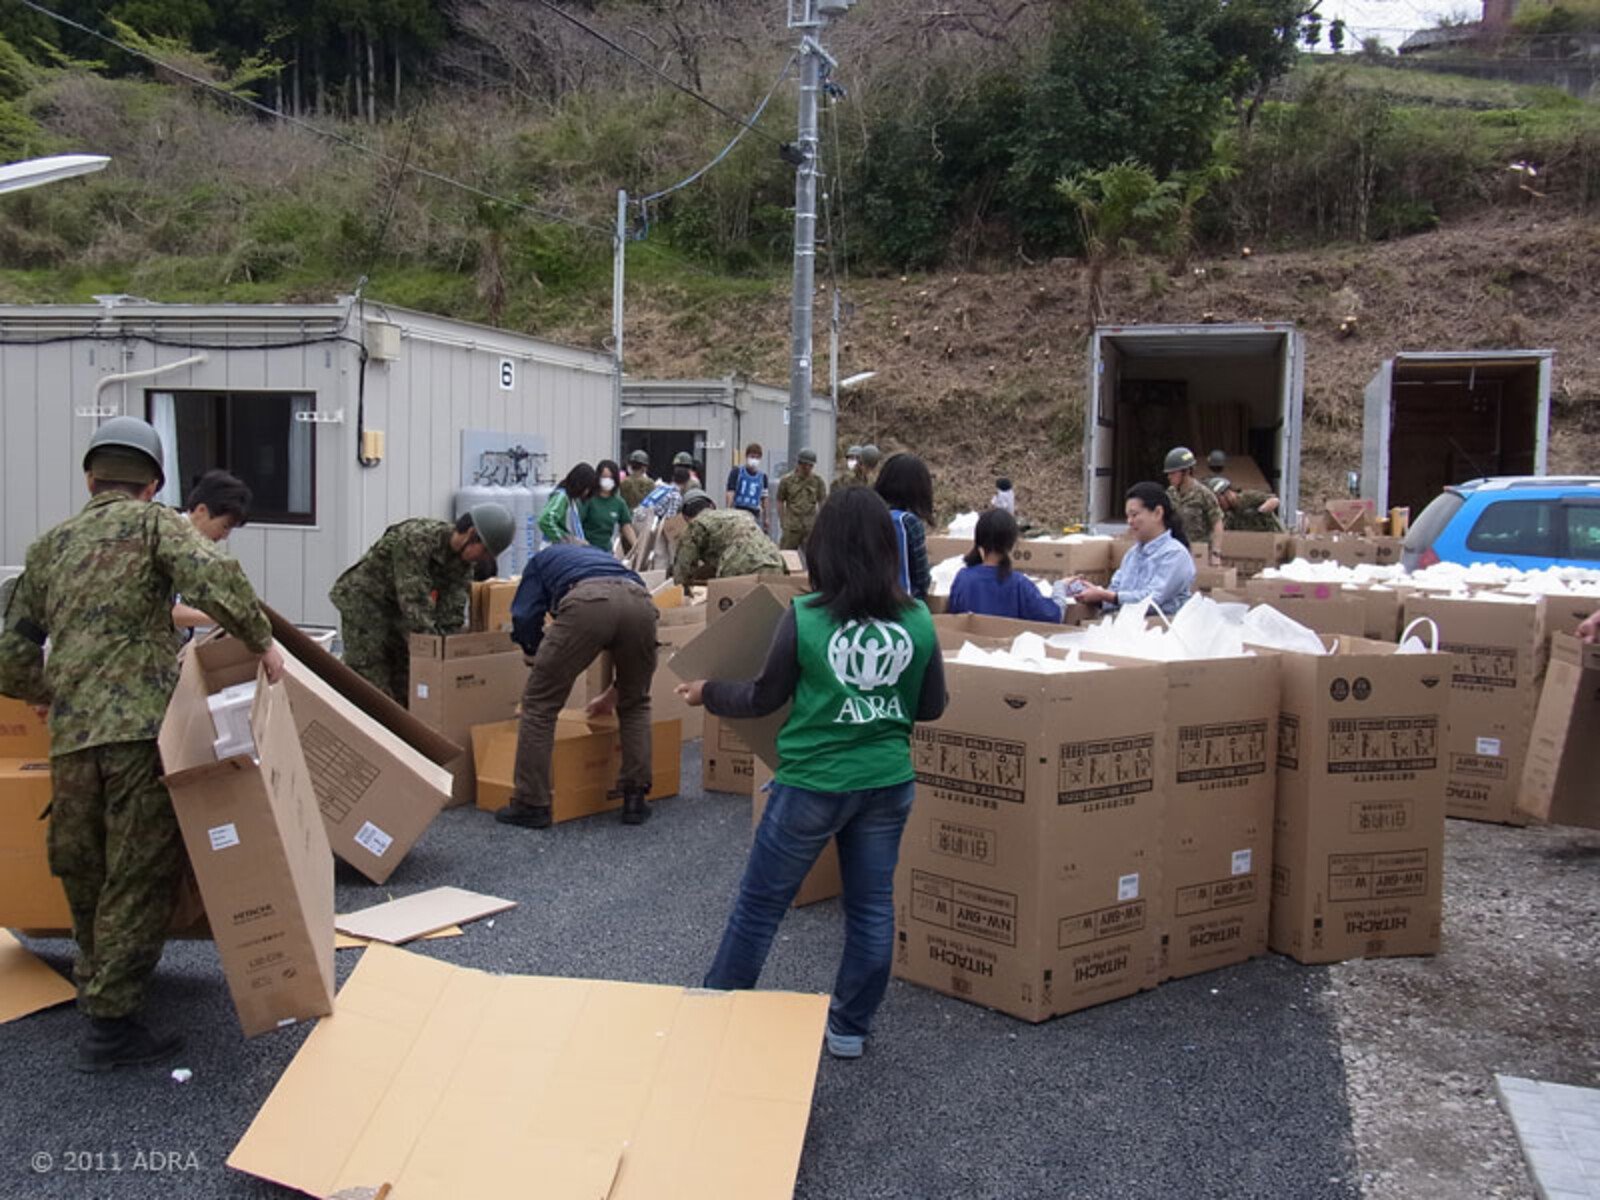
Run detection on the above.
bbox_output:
[677,487,947,1060]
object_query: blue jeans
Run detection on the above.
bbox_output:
[704,779,916,1039]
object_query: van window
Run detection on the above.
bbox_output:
[147,391,316,525]
[1565,504,1600,561]
[1404,490,1463,553]
[1465,500,1558,558]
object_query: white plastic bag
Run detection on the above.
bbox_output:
[1169,595,1246,660]
[1396,616,1440,655]
[1240,604,1327,656]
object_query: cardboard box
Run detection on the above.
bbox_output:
[895,657,1166,1022]
[266,612,457,885]
[752,758,841,907]
[704,573,808,623]
[0,697,49,758]
[1193,566,1239,593]
[1541,593,1600,644]
[927,537,1112,584]
[582,609,709,743]
[1267,636,1448,964]
[409,631,528,807]
[1151,656,1278,981]
[228,944,828,1200]
[702,713,757,795]
[1518,633,1600,829]
[933,612,1074,652]
[470,579,520,634]
[1211,531,1292,578]
[0,758,70,929]
[472,714,681,823]
[1401,594,1546,826]
[1320,498,1377,534]
[1242,589,1367,638]
[159,640,336,1036]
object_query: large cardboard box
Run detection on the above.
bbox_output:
[228,944,828,1200]
[1541,593,1600,644]
[1151,655,1278,981]
[159,641,336,1036]
[1193,565,1239,594]
[933,612,1074,651]
[1267,637,1448,965]
[895,657,1166,1022]
[0,697,49,758]
[1241,588,1367,638]
[0,758,69,930]
[472,715,681,824]
[1402,594,1546,826]
[470,579,520,633]
[1292,535,1401,568]
[752,758,841,907]
[582,608,709,743]
[702,713,758,795]
[265,613,457,885]
[704,572,808,623]
[926,537,1112,584]
[1211,531,1292,578]
[409,631,528,808]
[1519,633,1600,829]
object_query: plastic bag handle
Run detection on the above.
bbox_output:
[1399,616,1440,653]
[1129,595,1173,631]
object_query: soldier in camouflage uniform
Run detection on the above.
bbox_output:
[1208,476,1286,533]
[834,445,869,492]
[0,418,281,1072]
[330,505,513,704]
[777,449,829,553]
[620,449,655,510]
[671,492,786,591]
[1163,445,1224,551]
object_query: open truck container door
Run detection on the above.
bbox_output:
[1082,323,1304,530]
[1359,350,1553,518]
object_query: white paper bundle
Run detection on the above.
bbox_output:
[946,511,980,538]
[207,680,257,760]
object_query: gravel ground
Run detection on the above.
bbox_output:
[0,741,1361,1200]
[1332,819,1600,1200]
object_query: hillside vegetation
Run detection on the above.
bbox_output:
[0,2,1597,524]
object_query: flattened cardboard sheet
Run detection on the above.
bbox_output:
[228,945,829,1200]
[0,931,75,1024]
[334,887,516,945]
[668,585,792,770]
[334,925,463,950]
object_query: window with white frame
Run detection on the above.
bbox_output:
[147,390,316,525]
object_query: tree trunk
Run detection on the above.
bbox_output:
[393,40,401,111]
[315,42,325,116]
[292,51,302,118]
[366,32,377,123]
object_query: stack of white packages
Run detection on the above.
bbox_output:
[207,680,258,760]
[946,512,980,538]
[951,631,1108,673]
[1262,558,1600,595]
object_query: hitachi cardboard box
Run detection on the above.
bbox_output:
[1267,636,1448,965]
[266,610,456,884]
[1401,594,1546,826]
[408,631,527,807]
[1518,633,1600,830]
[158,639,336,1036]
[228,944,828,1199]
[1149,655,1278,981]
[897,656,1166,1023]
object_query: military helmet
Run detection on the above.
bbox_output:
[1163,446,1198,474]
[468,502,516,557]
[860,443,882,467]
[672,451,696,467]
[0,574,16,619]
[84,416,165,487]
[1207,449,1227,471]
[1206,476,1233,497]
[845,445,863,459]
[798,449,818,465]
[628,449,651,467]
[681,488,715,517]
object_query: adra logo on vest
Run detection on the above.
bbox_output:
[827,620,915,725]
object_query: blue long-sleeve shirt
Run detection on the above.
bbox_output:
[510,544,643,655]
[1107,530,1195,616]
[947,564,1064,623]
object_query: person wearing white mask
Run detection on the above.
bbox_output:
[581,459,636,555]
[725,442,771,535]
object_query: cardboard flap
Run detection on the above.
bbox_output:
[668,586,792,769]
[266,605,462,768]
[335,886,517,945]
[228,946,828,1200]
[0,931,75,1024]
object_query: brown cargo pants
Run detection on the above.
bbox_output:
[509,578,659,812]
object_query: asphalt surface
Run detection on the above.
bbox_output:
[0,741,1359,1199]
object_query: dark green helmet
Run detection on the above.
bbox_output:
[798,449,818,465]
[84,416,165,487]
[672,451,696,467]
[628,449,651,467]
[1164,446,1197,474]
[468,502,515,557]
[861,443,882,467]
[1207,476,1233,497]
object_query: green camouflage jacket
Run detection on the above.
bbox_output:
[0,492,272,754]
[1225,490,1286,533]
[777,472,828,524]
[672,510,785,585]
[1168,482,1223,546]
[330,518,472,636]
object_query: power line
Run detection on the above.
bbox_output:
[12,0,612,237]
[530,0,786,147]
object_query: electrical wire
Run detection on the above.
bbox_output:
[12,0,612,237]
[529,0,786,147]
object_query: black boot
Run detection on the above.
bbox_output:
[621,787,652,825]
[76,1015,184,1074]
[495,802,552,829]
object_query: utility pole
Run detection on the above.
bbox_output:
[786,0,851,474]
[613,188,627,458]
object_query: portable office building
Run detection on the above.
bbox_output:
[0,296,616,626]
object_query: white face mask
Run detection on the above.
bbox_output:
[599,477,616,493]
[846,457,859,470]
[747,457,762,470]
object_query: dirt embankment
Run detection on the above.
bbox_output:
[604,210,1600,527]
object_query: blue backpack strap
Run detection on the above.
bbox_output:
[890,509,912,593]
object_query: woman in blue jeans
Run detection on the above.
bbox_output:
[677,487,947,1058]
